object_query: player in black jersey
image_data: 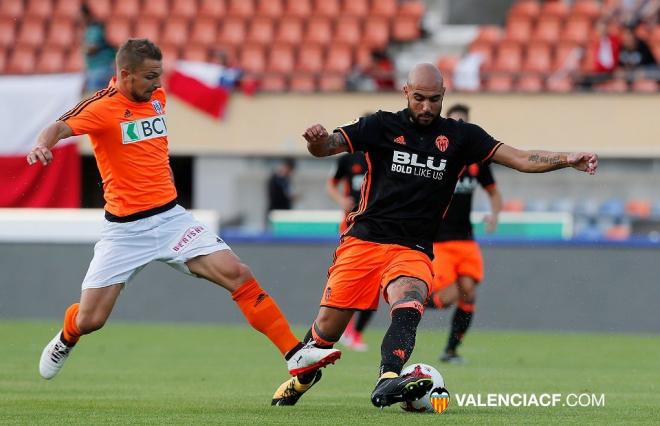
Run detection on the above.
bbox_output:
[272,63,598,408]
[426,104,503,364]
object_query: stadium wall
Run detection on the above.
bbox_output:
[2,241,658,334]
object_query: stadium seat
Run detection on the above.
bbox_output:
[0,0,24,20]
[363,17,390,49]
[371,0,397,18]
[333,16,361,45]
[533,16,562,44]
[158,43,180,72]
[228,0,255,18]
[437,55,460,76]
[355,45,373,68]
[113,0,139,19]
[392,16,421,42]
[516,74,544,92]
[141,0,169,19]
[190,18,218,46]
[247,17,275,45]
[296,44,324,73]
[289,74,316,92]
[398,0,425,20]
[342,0,368,17]
[546,76,574,92]
[87,0,111,20]
[53,0,81,19]
[64,48,84,72]
[105,19,131,47]
[508,0,541,20]
[571,0,602,20]
[523,42,552,73]
[561,17,591,44]
[161,18,190,47]
[16,18,46,48]
[493,41,523,73]
[626,199,652,218]
[540,0,569,19]
[240,44,266,74]
[267,43,295,73]
[36,48,66,73]
[594,79,628,93]
[25,0,53,19]
[171,0,198,19]
[181,44,209,62]
[314,0,340,18]
[631,79,659,93]
[325,44,353,73]
[199,0,227,18]
[468,41,494,69]
[502,198,525,212]
[599,199,626,218]
[46,19,76,48]
[285,0,312,18]
[275,17,303,44]
[217,18,246,46]
[0,47,6,73]
[319,73,346,91]
[506,16,533,43]
[132,17,161,44]
[0,18,16,48]
[257,0,284,18]
[6,47,37,74]
[260,74,287,92]
[553,41,580,71]
[474,26,503,44]
[485,74,514,92]
[304,16,333,45]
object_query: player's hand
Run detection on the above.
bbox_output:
[484,214,498,233]
[302,124,329,144]
[567,152,598,175]
[27,145,53,166]
[340,196,355,212]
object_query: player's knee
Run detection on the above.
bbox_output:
[459,286,477,304]
[216,259,253,290]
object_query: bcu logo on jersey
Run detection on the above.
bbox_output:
[121,115,168,144]
[391,150,446,180]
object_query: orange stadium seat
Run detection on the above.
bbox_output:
[533,16,562,44]
[87,0,111,20]
[227,0,255,18]
[190,18,218,46]
[363,17,390,49]
[325,44,353,73]
[199,0,227,18]
[260,74,287,92]
[304,16,333,45]
[571,0,602,20]
[64,48,84,72]
[6,47,36,74]
[113,0,139,19]
[626,199,652,218]
[296,44,324,73]
[523,42,552,73]
[516,74,544,92]
[502,199,525,212]
[36,48,66,73]
[105,19,131,47]
[474,26,503,44]
[319,73,346,91]
[468,41,494,68]
[267,43,295,73]
[342,0,369,17]
[508,0,541,20]
[1,0,24,20]
[493,41,522,73]
[247,17,275,45]
[240,44,267,74]
[398,0,425,19]
[314,0,340,18]
[158,43,180,71]
[132,17,161,44]
[561,17,591,44]
[540,0,569,19]
[485,74,514,92]
[161,18,190,47]
[553,41,580,71]
[371,0,397,18]
[171,0,198,19]
[257,0,284,18]
[392,16,421,42]
[546,76,574,92]
[16,18,46,48]
[217,18,246,46]
[333,16,361,45]
[53,0,81,19]
[25,0,53,19]
[285,0,312,18]
[355,45,373,68]
[631,79,659,93]
[275,17,303,44]
[46,18,76,48]
[0,18,16,48]
[437,55,460,76]
[142,0,169,19]
[181,44,209,62]
[289,74,316,92]
[506,16,533,43]
[0,47,6,73]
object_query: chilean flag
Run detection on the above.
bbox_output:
[0,73,83,208]
[167,60,238,119]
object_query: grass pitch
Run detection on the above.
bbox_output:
[1,321,658,425]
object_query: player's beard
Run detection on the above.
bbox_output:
[408,100,441,126]
[132,88,152,102]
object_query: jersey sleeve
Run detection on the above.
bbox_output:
[460,122,503,165]
[58,94,108,136]
[477,162,496,190]
[333,113,381,153]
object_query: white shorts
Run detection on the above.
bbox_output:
[82,205,230,289]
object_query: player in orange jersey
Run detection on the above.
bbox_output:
[28,39,339,381]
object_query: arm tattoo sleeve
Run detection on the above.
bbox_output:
[326,132,348,155]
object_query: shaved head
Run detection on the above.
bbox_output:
[403,63,446,126]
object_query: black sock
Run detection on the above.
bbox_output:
[380,308,422,376]
[354,311,374,333]
[284,342,304,361]
[446,307,473,353]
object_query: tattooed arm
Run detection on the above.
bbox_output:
[302,124,350,157]
[492,144,598,175]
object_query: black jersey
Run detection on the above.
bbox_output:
[435,162,496,242]
[330,152,368,211]
[335,109,502,258]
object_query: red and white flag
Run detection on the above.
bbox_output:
[167,60,233,119]
[0,73,83,207]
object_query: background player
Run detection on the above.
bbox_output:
[271,63,598,408]
[28,38,339,382]
[427,103,503,364]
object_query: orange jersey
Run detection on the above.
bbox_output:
[59,81,176,217]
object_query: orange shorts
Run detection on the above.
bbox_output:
[321,236,433,311]
[431,240,484,292]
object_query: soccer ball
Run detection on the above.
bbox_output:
[399,363,449,413]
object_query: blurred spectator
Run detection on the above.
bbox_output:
[82,5,116,91]
[617,26,658,73]
[607,0,659,26]
[346,50,395,91]
[210,49,243,90]
[591,20,621,74]
[267,157,297,216]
